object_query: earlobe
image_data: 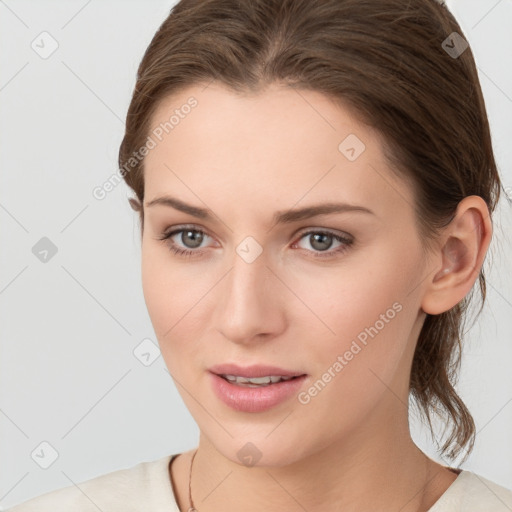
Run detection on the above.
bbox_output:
[421,196,492,315]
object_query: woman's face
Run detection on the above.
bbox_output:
[141,82,434,466]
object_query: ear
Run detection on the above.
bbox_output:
[128,196,144,239]
[421,195,492,315]
[128,196,142,212]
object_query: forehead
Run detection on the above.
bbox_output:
[143,83,414,223]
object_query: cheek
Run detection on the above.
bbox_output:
[141,243,184,340]
[141,243,214,362]
[291,275,415,434]
[297,277,406,374]
[141,248,169,337]
[298,245,420,380]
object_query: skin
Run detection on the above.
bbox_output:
[139,82,492,511]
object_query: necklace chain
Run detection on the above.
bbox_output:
[188,448,198,512]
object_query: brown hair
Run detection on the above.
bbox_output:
[119,0,502,462]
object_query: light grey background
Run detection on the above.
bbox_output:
[0,0,511,508]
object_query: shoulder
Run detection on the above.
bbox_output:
[5,454,177,512]
[430,470,512,511]
[463,472,512,510]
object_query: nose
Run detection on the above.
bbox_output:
[214,245,287,345]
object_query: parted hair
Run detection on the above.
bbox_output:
[119,0,503,462]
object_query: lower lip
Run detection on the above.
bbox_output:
[209,372,307,413]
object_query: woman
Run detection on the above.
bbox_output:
[8,0,512,510]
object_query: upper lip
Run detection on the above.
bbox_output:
[209,363,306,378]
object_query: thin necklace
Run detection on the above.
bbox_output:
[188,448,198,512]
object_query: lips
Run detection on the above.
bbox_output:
[209,372,308,412]
[208,363,306,379]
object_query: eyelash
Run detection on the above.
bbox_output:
[156,225,354,260]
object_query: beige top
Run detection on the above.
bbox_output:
[6,454,512,511]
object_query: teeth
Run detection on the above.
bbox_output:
[222,374,296,386]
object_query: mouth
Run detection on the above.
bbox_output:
[208,364,308,412]
[217,374,304,387]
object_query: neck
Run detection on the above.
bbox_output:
[188,401,454,512]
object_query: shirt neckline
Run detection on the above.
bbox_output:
[161,454,466,511]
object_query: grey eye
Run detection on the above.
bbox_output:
[307,232,334,251]
[179,229,204,248]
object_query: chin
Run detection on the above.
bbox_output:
[203,431,313,469]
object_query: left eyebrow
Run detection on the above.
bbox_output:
[144,195,375,224]
[273,202,375,224]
